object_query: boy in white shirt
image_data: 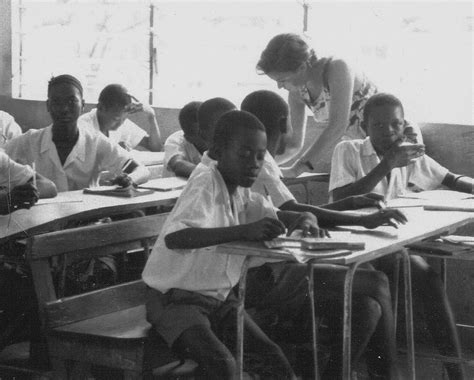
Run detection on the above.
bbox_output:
[0,151,57,214]
[5,75,149,192]
[143,110,324,379]
[0,111,22,150]
[79,84,163,152]
[330,92,470,379]
[162,101,205,178]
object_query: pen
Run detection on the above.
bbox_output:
[32,162,37,188]
[377,200,386,210]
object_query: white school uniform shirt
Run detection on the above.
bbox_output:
[329,137,449,200]
[162,131,202,177]
[0,111,22,150]
[79,109,148,149]
[142,162,278,301]
[5,125,136,192]
[199,151,295,208]
[0,151,34,189]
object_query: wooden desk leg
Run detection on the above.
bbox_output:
[401,248,416,380]
[237,258,250,380]
[307,263,319,380]
[342,263,359,380]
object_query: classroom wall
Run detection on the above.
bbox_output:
[0,95,180,141]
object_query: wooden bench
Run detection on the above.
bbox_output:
[26,213,196,379]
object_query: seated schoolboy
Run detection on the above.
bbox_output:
[162,101,206,178]
[143,110,326,379]
[240,90,401,379]
[5,75,149,192]
[79,84,163,152]
[0,111,22,149]
[330,92,470,379]
[0,151,57,214]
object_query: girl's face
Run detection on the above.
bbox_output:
[267,65,306,92]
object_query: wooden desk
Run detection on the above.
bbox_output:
[0,188,181,243]
[218,208,474,379]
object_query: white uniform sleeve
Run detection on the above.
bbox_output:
[329,141,359,192]
[0,152,34,188]
[408,154,449,190]
[163,132,188,170]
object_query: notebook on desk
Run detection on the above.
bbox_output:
[83,186,154,198]
[264,235,365,251]
[138,177,187,191]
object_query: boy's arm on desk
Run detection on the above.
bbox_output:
[165,218,286,250]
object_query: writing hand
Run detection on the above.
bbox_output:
[242,217,286,241]
[111,173,133,188]
[287,212,328,238]
[10,182,39,210]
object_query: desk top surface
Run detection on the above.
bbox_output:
[218,207,474,265]
[0,187,181,243]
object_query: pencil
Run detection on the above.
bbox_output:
[377,200,387,210]
[32,162,37,188]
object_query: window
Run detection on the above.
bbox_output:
[11,0,473,124]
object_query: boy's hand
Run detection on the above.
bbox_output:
[350,193,385,209]
[111,173,133,188]
[10,183,39,210]
[287,212,328,238]
[125,97,156,120]
[360,208,408,229]
[118,141,133,151]
[383,140,425,169]
[242,217,286,241]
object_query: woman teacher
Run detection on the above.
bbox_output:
[257,33,419,177]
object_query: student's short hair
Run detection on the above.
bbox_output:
[212,110,266,150]
[48,74,83,97]
[241,90,288,140]
[198,97,236,133]
[363,93,405,126]
[178,101,202,134]
[98,84,132,109]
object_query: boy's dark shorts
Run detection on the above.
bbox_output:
[146,286,239,346]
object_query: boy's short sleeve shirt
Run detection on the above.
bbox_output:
[5,125,133,191]
[162,131,202,177]
[142,163,278,301]
[329,137,449,200]
[79,109,148,149]
[251,152,295,207]
[0,111,22,150]
[0,151,34,188]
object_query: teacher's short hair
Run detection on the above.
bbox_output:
[257,33,316,74]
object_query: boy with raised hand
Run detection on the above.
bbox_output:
[79,83,163,152]
[0,151,57,214]
[143,110,325,379]
[162,101,206,178]
[5,75,149,192]
[330,92,469,379]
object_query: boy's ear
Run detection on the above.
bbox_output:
[361,119,368,133]
[46,99,51,114]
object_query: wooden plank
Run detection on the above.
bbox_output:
[28,213,168,260]
[46,281,148,327]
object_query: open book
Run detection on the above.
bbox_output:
[83,185,154,198]
[138,177,187,191]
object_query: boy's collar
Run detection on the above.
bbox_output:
[361,136,378,156]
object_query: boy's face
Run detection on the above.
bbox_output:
[367,105,405,154]
[217,128,267,191]
[97,104,129,131]
[47,83,84,127]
